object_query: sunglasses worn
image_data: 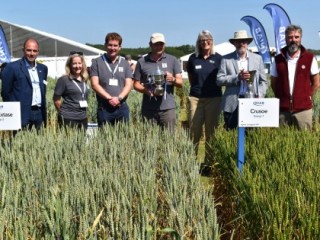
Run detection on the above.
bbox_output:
[69,51,83,56]
[200,39,212,43]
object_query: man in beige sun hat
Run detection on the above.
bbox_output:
[217,30,268,130]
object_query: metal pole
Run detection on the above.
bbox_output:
[237,127,245,172]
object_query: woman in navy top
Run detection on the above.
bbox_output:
[187,30,222,174]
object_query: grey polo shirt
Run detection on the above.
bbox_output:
[90,54,133,108]
[133,53,181,111]
[54,75,89,120]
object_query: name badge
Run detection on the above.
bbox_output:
[162,63,167,68]
[195,65,202,69]
[79,100,88,108]
[109,78,118,86]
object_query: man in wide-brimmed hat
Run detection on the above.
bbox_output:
[217,30,268,130]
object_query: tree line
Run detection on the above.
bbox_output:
[87,43,320,60]
[87,43,195,60]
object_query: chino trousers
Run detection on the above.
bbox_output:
[188,96,221,162]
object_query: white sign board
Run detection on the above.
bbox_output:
[238,98,279,127]
[0,102,21,130]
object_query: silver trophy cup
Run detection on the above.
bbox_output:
[153,67,165,96]
[245,70,256,98]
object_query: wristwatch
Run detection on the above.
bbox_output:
[117,96,123,101]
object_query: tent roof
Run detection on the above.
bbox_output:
[0,19,105,58]
[180,42,236,61]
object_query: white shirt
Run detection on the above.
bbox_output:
[25,60,42,106]
[270,51,319,95]
[237,52,249,95]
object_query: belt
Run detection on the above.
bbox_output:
[31,105,41,111]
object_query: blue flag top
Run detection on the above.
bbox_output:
[241,16,272,64]
[0,24,11,64]
[263,3,291,54]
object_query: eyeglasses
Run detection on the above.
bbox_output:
[234,40,250,44]
[69,51,83,56]
[200,39,212,43]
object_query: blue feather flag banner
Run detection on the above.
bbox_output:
[241,16,272,64]
[263,3,291,54]
[0,24,11,64]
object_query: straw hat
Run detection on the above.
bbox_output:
[229,30,253,44]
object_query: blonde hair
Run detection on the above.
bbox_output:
[195,30,215,57]
[65,53,89,81]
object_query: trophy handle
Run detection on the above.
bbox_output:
[248,70,256,84]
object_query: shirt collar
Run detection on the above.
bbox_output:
[24,58,37,69]
[286,50,301,60]
[146,52,167,62]
[236,51,248,60]
[103,53,119,63]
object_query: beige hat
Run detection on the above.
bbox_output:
[229,30,253,44]
[150,33,165,44]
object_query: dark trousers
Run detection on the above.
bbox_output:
[24,107,44,130]
[141,108,176,133]
[223,106,239,131]
[13,106,44,136]
[97,103,129,127]
[58,115,88,130]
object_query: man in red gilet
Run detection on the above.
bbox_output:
[271,24,319,130]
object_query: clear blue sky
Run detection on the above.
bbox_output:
[1,0,319,49]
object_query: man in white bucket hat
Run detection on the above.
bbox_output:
[217,30,268,130]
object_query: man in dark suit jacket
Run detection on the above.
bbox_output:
[1,38,48,130]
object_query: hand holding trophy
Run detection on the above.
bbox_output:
[145,66,166,97]
[245,70,256,98]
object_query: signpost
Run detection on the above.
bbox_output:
[237,98,279,172]
[0,102,21,130]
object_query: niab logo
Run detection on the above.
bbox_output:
[253,101,265,106]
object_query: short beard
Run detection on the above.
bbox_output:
[288,43,300,54]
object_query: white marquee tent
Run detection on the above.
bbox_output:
[179,42,276,78]
[179,42,236,78]
[0,19,106,78]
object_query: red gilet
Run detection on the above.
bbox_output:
[274,46,314,113]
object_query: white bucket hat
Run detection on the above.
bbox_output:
[229,30,253,44]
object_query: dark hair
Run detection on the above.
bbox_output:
[105,32,122,45]
[69,51,83,56]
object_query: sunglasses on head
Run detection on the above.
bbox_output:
[69,51,83,56]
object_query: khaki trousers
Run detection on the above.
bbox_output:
[188,96,221,161]
[279,109,313,130]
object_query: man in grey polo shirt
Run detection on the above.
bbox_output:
[90,32,133,126]
[133,33,183,132]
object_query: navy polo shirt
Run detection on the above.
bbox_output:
[187,53,222,98]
